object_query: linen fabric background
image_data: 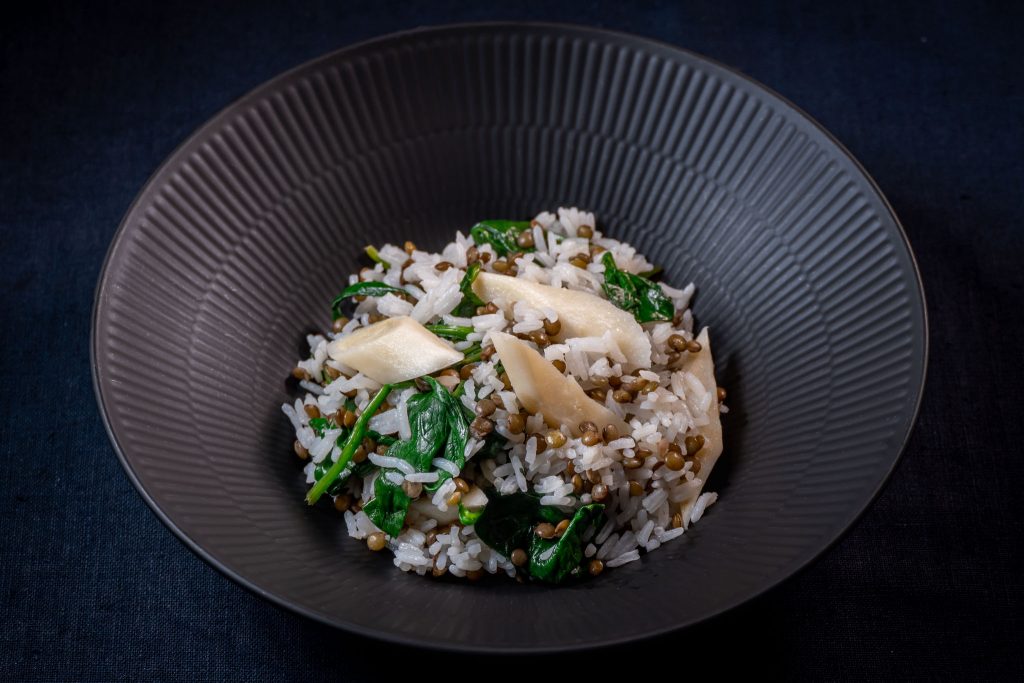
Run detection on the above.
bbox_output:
[1,1,1021,679]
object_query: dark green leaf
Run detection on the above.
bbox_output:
[472,491,568,560]
[452,262,486,317]
[472,491,544,559]
[362,473,411,536]
[469,220,533,256]
[425,324,474,341]
[600,252,674,323]
[362,376,471,541]
[308,417,330,437]
[330,281,406,319]
[387,387,449,472]
[529,504,605,583]
[366,431,398,447]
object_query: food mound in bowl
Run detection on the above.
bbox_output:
[282,207,726,583]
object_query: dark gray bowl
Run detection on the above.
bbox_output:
[92,23,926,652]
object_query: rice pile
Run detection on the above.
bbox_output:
[282,207,724,581]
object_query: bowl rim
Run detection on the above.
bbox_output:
[91,20,928,653]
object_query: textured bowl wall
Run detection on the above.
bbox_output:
[93,24,926,651]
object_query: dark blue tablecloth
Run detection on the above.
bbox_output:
[2,1,1022,679]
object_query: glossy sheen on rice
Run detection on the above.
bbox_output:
[282,207,725,583]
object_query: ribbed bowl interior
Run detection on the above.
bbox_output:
[93,24,926,651]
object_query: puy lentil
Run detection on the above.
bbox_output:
[470,416,494,438]
[591,483,609,502]
[569,256,589,269]
[685,434,706,456]
[293,440,309,459]
[474,398,496,417]
[665,451,685,471]
[366,532,386,551]
[534,522,556,539]
[511,548,528,567]
[507,413,526,434]
[588,559,604,575]
[602,424,619,443]
[543,318,561,336]
[667,334,688,352]
[546,430,567,449]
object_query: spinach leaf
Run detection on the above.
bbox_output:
[330,281,407,319]
[600,252,674,323]
[366,431,398,447]
[452,262,486,317]
[469,220,533,256]
[308,417,330,437]
[363,473,411,536]
[474,493,605,582]
[362,377,471,533]
[425,324,474,341]
[472,491,568,559]
[428,380,469,492]
[529,503,606,583]
[394,388,449,472]
[472,491,546,559]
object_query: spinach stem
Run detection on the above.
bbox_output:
[425,324,474,341]
[306,383,393,505]
[364,245,390,270]
[458,343,483,366]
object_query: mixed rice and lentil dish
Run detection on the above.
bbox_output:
[282,207,726,583]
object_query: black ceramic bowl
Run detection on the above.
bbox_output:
[93,23,927,652]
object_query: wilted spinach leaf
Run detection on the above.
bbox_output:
[452,262,486,317]
[529,504,606,583]
[469,220,533,256]
[362,378,471,534]
[363,473,411,536]
[600,252,674,323]
[330,281,407,319]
